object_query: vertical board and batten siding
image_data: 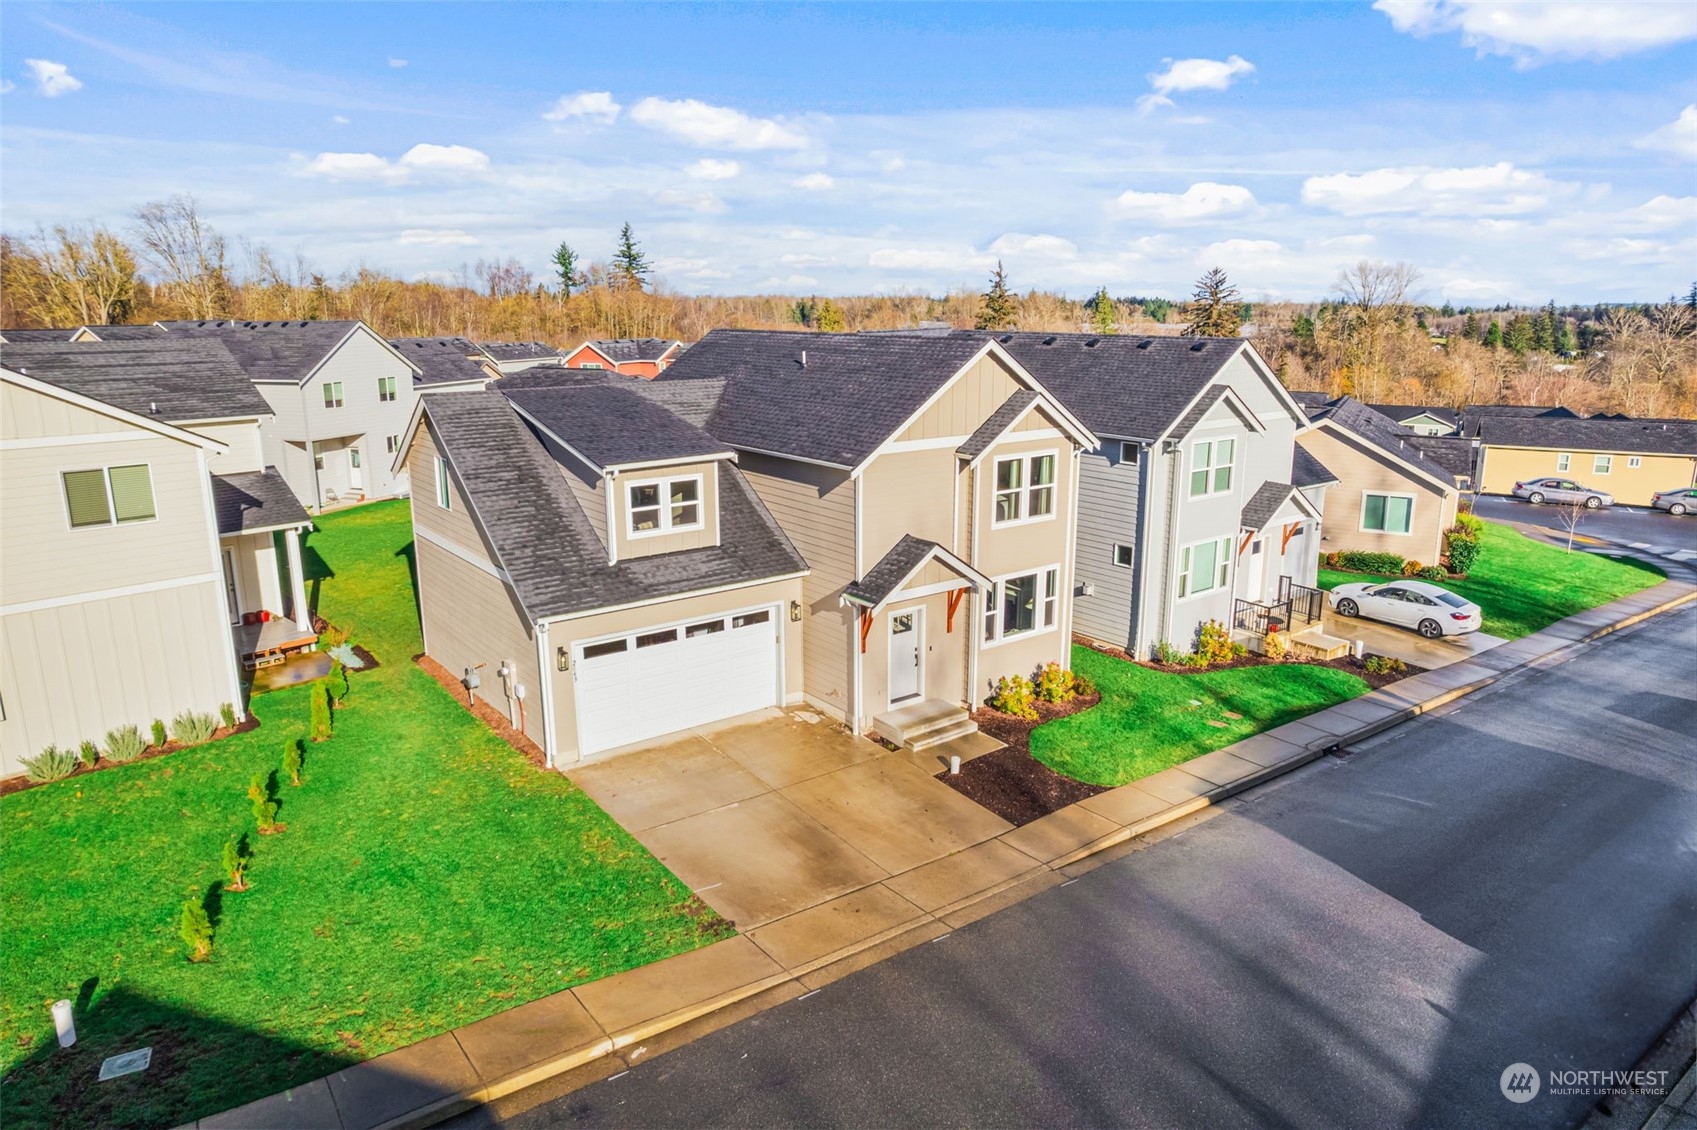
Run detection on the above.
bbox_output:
[406,422,546,745]
[860,448,956,556]
[189,419,267,475]
[1072,446,1142,647]
[736,450,855,719]
[893,353,1023,442]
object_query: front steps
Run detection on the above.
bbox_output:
[873,699,979,751]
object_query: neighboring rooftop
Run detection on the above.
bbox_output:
[1291,445,1339,488]
[211,469,312,535]
[1,338,272,422]
[1472,414,1697,456]
[1366,403,1459,428]
[503,384,730,470]
[479,341,561,362]
[578,338,681,364]
[160,320,414,384]
[388,337,493,386]
[1239,481,1304,531]
[79,324,169,342]
[1304,395,1463,488]
[0,328,76,343]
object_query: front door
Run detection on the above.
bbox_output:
[888,609,923,704]
[1243,536,1266,602]
[348,443,364,490]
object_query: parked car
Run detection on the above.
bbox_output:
[1329,580,1483,639]
[1511,477,1614,508]
[1650,487,1697,516]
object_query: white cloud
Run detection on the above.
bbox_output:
[654,188,728,213]
[398,228,477,246]
[791,172,835,191]
[387,57,408,68]
[1137,55,1253,113]
[1374,0,1697,64]
[988,233,1078,259]
[301,143,490,182]
[303,152,400,181]
[873,150,905,172]
[1113,182,1261,224]
[759,273,819,289]
[0,79,15,94]
[1440,276,1517,301]
[398,143,489,173]
[686,158,740,180]
[780,253,839,267]
[1617,195,1697,232]
[629,96,807,150]
[1301,162,1572,216]
[25,59,83,97]
[1635,105,1697,160]
[543,91,621,124]
[868,246,994,272]
[331,114,350,125]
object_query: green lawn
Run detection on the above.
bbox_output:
[1317,520,1664,640]
[1030,645,1371,787]
[0,501,729,1130]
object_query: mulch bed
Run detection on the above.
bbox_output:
[0,717,261,798]
[938,694,1106,826]
[1074,636,1424,688]
[415,653,548,768]
[349,643,381,670]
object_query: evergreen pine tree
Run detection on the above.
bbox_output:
[1089,287,1116,334]
[1463,312,1480,339]
[814,299,846,332]
[974,261,1018,330]
[1483,320,1503,348]
[1183,267,1243,337]
[1504,314,1535,354]
[611,223,650,291]
[551,242,581,296]
[1531,306,1553,353]
[1687,282,1697,310]
[1555,318,1577,355]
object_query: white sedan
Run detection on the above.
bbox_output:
[1329,579,1483,639]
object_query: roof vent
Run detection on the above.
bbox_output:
[149,401,160,414]
[1084,337,1100,348]
[998,334,1013,343]
[1136,339,1153,349]
[1189,341,1207,352]
[1042,336,1056,346]
[799,350,807,369]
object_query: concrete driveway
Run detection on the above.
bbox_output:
[1319,609,1506,670]
[566,710,1014,948]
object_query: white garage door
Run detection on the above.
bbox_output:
[574,605,780,755]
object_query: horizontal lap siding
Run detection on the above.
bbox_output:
[308,331,417,500]
[1073,449,1139,647]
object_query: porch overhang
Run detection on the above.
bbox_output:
[841,534,991,616]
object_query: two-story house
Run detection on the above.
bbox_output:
[987,333,1321,660]
[560,338,684,378]
[0,339,314,776]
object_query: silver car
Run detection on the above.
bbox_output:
[1650,487,1697,516]
[1329,580,1483,639]
[1511,477,1614,508]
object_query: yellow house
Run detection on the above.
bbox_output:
[1475,417,1697,506]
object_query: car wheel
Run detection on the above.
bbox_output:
[1584,496,1602,509]
[1336,598,1359,618]
[1669,503,1686,516]
[1418,618,1442,639]
[1528,491,1545,504]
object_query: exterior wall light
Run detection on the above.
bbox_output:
[557,646,570,671]
[789,600,802,622]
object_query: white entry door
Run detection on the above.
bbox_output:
[1243,537,1266,602]
[348,443,364,490]
[575,606,780,756]
[888,609,923,704]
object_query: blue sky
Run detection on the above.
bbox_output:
[2,1,1693,304]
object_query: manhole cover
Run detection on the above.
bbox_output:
[98,1047,151,1081]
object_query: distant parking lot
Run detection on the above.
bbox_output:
[1471,494,1697,552]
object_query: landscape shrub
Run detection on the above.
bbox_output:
[1418,565,1448,581]
[1324,551,1344,568]
[1453,511,1485,538]
[283,740,303,787]
[1071,672,1098,698]
[1034,662,1075,703]
[104,724,146,763]
[150,718,168,748]
[220,702,237,729]
[328,658,349,704]
[309,682,333,742]
[1364,655,1408,676]
[248,773,283,834]
[1445,531,1481,575]
[989,674,1038,720]
[179,899,213,962]
[171,711,218,746]
[1262,630,1288,660]
[1401,560,1424,577]
[1336,550,1406,575]
[78,740,100,769]
[1153,639,1205,668]
[1195,620,1245,666]
[222,836,251,892]
[20,745,78,783]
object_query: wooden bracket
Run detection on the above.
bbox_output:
[946,587,965,633]
[858,608,874,654]
[1281,522,1300,554]
[1238,530,1256,557]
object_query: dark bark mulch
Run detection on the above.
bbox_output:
[1324,653,1428,689]
[349,643,381,671]
[0,717,261,797]
[938,694,1106,826]
[415,653,548,767]
[1073,635,1424,688]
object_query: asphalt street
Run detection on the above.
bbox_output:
[463,603,1697,1130]
[1472,494,1697,553]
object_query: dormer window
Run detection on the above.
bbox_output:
[627,474,703,537]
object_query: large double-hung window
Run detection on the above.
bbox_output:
[1177,536,1232,599]
[1189,438,1235,497]
[992,452,1057,525]
[627,474,703,537]
[63,464,156,528]
[983,566,1060,643]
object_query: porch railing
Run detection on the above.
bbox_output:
[1233,597,1293,637]
[1277,577,1326,625]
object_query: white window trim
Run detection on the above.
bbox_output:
[625,472,705,539]
[981,563,1061,647]
[1111,543,1134,568]
[386,434,401,454]
[1555,452,1571,472]
[1188,437,1237,499]
[1118,441,1138,464]
[990,450,1059,529]
[1359,490,1417,536]
[62,462,159,531]
[1627,456,1642,469]
[435,455,451,510]
[1175,535,1233,602]
[378,376,398,403]
[1593,454,1613,475]
[323,381,345,409]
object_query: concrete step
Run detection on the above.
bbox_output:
[1289,628,1351,660]
[873,699,976,748]
[908,717,981,752]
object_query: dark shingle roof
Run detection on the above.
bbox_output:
[494,367,728,427]
[581,338,681,364]
[504,384,730,470]
[423,392,806,622]
[1474,415,1697,457]
[993,332,1246,441]
[159,320,412,384]
[1289,390,1334,407]
[1463,404,1577,419]
[212,469,312,535]
[1,339,272,422]
[80,324,169,341]
[958,390,1040,461]
[1240,482,1301,531]
[1305,396,1462,488]
[389,337,491,386]
[1291,445,1339,487]
[1366,403,1459,428]
[1,328,78,342]
[480,341,561,362]
[1404,435,1477,480]
[844,536,941,606]
[657,329,1000,466]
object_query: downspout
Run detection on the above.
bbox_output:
[196,447,249,721]
[304,383,323,511]
[1130,443,1151,654]
[850,471,863,732]
[1061,448,1082,665]
[534,620,556,769]
[1157,441,1179,654]
[966,460,980,707]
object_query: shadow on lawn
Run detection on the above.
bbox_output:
[2,984,360,1130]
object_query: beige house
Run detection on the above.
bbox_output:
[0,339,314,776]
[1298,397,1462,567]
[1474,416,1697,506]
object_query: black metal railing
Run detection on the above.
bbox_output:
[1278,577,1326,624]
[1233,597,1292,637]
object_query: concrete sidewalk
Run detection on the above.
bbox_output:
[189,564,1697,1130]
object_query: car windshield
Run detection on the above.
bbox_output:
[1435,592,1469,608]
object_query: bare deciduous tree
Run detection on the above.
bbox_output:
[1331,260,1421,404]
[134,195,229,318]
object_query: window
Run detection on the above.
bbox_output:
[626,474,703,536]
[580,361,604,370]
[386,434,401,455]
[349,447,362,470]
[1627,456,1642,469]
[685,619,725,638]
[582,639,627,660]
[1119,441,1138,464]
[313,442,327,471]
[732,610,770,629]
[992,452,1057,525]
[1112,543,1134,568]
[635,629,677,648]
[63,464,155,528]
[378,376,397,402]
[1361,492,1414,534]
[1593,454,1613,475]
[323,381,344,409]
[1189,438,1235,497]
[435,456,451,510]
[1555,453,1571,472]
[983,567,1061,643]
[1177,536,1232,599]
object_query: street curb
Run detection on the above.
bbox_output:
[191,572,1697,1130]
